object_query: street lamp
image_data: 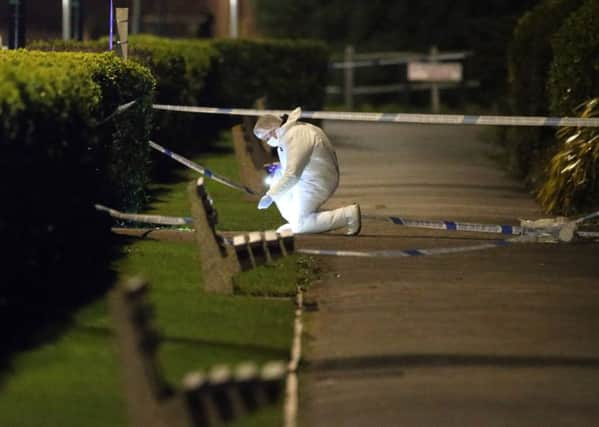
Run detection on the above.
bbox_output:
[132,0,140,34]
[229,0,238,38]
[8,0,26,49]
[62,0,71,40]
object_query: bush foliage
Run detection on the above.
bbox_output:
[537,98,599,214]
[504,0,583,178]
[0,50,155,308]
[504,0,598,214]
[30,36,330,155]
[2,35,330,310]
[537,0,599,214]
[547,0,599,117]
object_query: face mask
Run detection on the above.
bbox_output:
[267,137,279,147]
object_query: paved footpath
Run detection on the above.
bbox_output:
[296,122,599,426]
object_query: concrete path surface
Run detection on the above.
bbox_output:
[296,122,599,426]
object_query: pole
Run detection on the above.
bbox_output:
[430,45,440,113]
[344,45,354,111]
[116,8,129,60]
[131,0,141,34]
[71,0,82,40]
[62,0,71,40]
[229,0,238,38]
[8,0,26,49]
[109,0,114,50]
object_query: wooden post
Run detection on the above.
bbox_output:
[429,45,440,113]
[109,278,173,427]
[116,8,129,60]
[344,45,354,111]
[232,97,273,200]
[189,178,239,293]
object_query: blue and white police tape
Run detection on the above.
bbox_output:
[297,237,527,258]
[152,104,599,128]
[95,204,193,226]
[363,214,522,235]
[148,140,259,195]
[95,100,138,126]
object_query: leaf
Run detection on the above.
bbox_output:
[561,159,581,174]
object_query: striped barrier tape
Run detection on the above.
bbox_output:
[363,214,522,235]
[148,140,259,195]
[152,104,599,128]
[95,100,138,126]
[97,203,598,246]
[577,231,599,239]
[95,204,193,226]
[365,211,599,243]
[297,237,528,258]
[97,196,598,258]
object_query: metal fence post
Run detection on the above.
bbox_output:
[344,45,354,111]
[429,45,440,113]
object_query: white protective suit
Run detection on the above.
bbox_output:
[263,107,359,234]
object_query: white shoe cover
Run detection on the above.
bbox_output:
[276,223,294,233]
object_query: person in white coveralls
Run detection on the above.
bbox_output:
[253,107,361,235]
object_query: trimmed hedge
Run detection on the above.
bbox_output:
[29,36,330,180]
[2,36,329,309]
[504,0,583,178]
[504,0,599,214]
[206,38,329,109]
[509,0,584,117]
[29,36,331,127]
[547,0,599,116]
[537,0,599,214]
[0,50,155,308]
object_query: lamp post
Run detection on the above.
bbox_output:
[62,0,70,40]
[229,0,238,38]
[8,0,26,49]
[132,0,140,34]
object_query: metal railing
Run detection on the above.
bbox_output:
[328,45,478,112]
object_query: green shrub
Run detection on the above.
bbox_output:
[536,0,599,214]
[504,0,583,178]
[547,0,599,116]
[28,36,331,159]
[27,37,207,158]
[537,98,599,214]
[29,36,331,111]
[207,38,330,109]
[28,36,215,105]
[0,50,155,308]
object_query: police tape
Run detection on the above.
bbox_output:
[148,140,259,195]
[95,204,193,226]
[152,104,599,128]
[365,211,599,243]
[297,237,526,258]
[363,214,522,235]
[97,204,598,258]
[95,100,138,127]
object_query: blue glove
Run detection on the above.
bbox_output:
[258,195,273,210]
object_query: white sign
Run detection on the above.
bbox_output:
[408,62,463,82]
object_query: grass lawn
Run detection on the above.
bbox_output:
[0,132,313,427]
